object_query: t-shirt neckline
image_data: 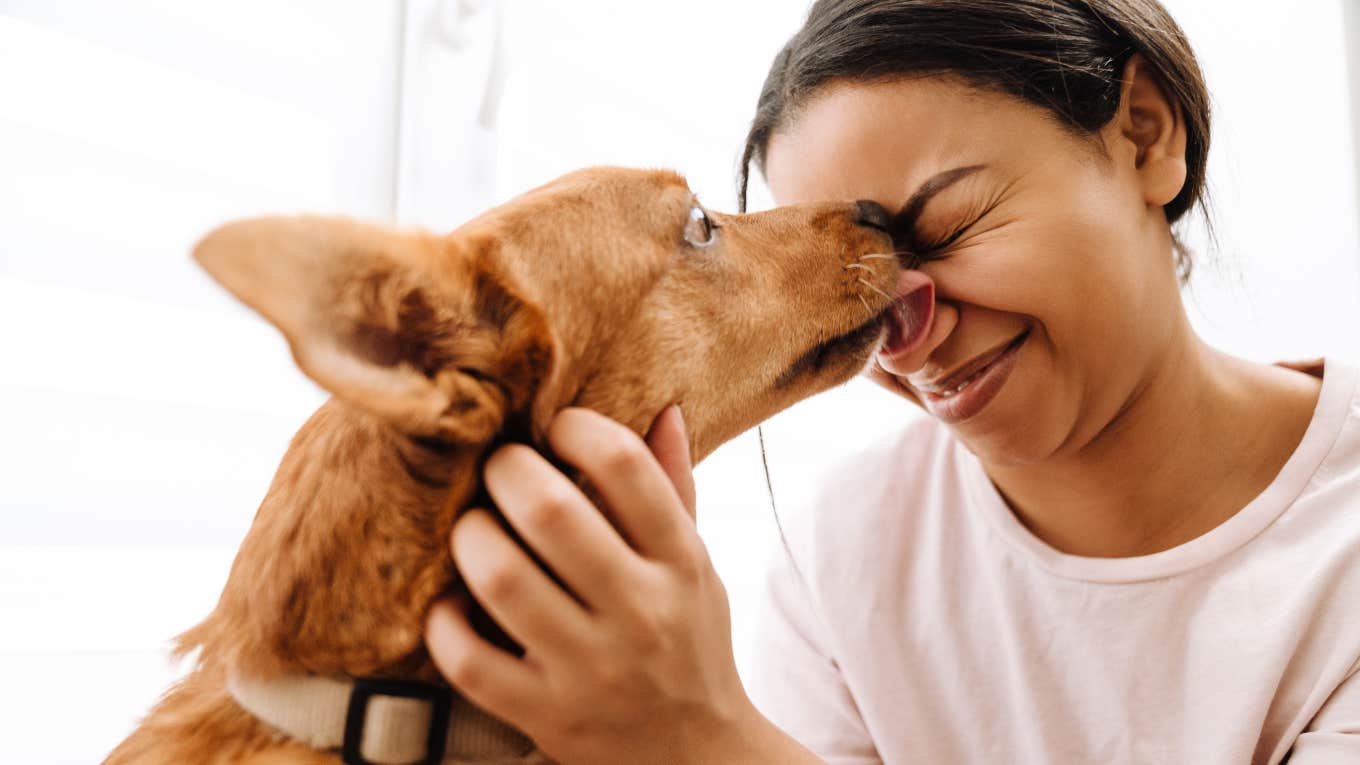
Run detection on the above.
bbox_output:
[960,357,1358,583]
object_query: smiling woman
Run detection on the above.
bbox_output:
[722,1,1360,763]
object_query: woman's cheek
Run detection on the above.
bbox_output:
[925,243,1037,315]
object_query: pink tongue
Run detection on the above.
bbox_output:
[882,273,935,357]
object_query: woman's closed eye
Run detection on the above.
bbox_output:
[926,221,974,252]
[904,219,976,266]
[913,190,1008,262]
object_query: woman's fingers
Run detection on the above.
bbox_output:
[428,407,744,764]
[482,445,642,607]
[644,405,697,520]
[425,597,546,724]
[547,407,699,563]
[451,508,591,652]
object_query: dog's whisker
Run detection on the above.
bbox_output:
[860,253,897,261]
[857,277,897,303]
[857,294,874,315]
[844,262,874,273]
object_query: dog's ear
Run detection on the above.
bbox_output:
[193,215,554,443]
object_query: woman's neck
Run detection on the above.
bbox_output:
[983,335,1322,558]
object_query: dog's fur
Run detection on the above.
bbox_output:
[103,168,900,764]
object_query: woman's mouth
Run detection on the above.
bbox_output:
[918,329,1030,424]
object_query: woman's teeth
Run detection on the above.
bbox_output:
[933,367,987,398]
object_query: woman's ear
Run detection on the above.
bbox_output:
[1112,53,1189,208]
[193,215,556,444]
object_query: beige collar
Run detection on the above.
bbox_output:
[227,672,546,765]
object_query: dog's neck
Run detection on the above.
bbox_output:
[179,398,490,684]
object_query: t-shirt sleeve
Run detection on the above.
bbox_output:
[745,540,882,765]
[1287,661,1360,762]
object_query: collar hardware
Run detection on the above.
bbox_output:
[342,677,453,765]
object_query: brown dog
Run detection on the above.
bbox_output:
[103,167,910,764]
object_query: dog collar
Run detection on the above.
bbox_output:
[227,672,547,765]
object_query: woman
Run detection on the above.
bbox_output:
[424,1,1360,762]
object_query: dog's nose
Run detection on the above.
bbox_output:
[853,199,892,232]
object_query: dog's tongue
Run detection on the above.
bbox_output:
[879,272,935,359]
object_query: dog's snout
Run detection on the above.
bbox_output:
[853,199,892,232]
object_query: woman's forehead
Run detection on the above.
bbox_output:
[764,79,1037,208]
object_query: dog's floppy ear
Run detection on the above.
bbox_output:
[194,215,554,443]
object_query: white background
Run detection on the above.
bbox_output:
[1,1,1357,762]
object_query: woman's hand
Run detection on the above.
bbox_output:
[424,405,806,764]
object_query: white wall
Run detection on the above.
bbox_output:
[1347,0,1360,227]
[1,2,1357,763]
[1163,1,1360,362]
[0,3,402,762]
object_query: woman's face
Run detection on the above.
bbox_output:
[764,77,1186,466]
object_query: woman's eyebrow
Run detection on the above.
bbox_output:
[890,164,988,239]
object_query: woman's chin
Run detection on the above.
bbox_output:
[947,383,1060,467]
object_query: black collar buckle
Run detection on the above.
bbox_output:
[342,677,453,765]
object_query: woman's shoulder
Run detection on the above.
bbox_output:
[1281,355,1360,505]
[1284,355,1360,480]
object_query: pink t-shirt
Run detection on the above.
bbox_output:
[749,358,1360,764]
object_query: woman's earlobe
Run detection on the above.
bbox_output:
[1117,54,1189,207]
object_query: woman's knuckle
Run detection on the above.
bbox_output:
[595,660,630,693]
[670,539,708,580]
[620,573,662,614]
[478,561,522,602]
[597,435,646,473]
[443,650,483,691]
[523,490,573,531]
[623,604,672,653]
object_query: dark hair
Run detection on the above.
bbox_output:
[737,0,1212,281]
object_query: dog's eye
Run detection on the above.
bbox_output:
[683,204,718,247]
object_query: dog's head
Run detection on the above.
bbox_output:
[195,167,906,458]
